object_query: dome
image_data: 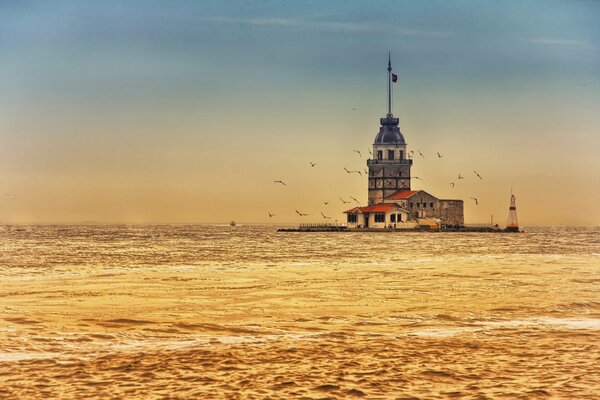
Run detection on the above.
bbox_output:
[374,116,406,145]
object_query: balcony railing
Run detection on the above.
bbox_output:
[367,159,413,165]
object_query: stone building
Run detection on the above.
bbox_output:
[344,55,464,229]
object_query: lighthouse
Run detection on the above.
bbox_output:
[506,193,519,232]
[367,53,412,205]
[344,53,465,229]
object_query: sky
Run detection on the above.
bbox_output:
[0,0,599,225]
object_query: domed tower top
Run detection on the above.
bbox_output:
[374,116,406,144]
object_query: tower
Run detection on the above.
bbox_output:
[506,193,519,232]
[367,54,412,205]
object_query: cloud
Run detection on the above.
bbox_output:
[530,38,587,47]
[198,16,455,38]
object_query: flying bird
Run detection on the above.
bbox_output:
[474,170,483,180]
[321,212,331,219]
[352,107,357,111]
[353,149,362,157]
[368,149,373,156]
[450,182,455,187]
[344,167,362,176]
[295,210,309,216]
[458,173,464,180]
[339,197,350,204]
[414,176,423,181]
[364,168,368,175]
[268,212,276,218]
[437,152,444,158]
[274,180,286,186]
[309,161,317,167]
[470,197,479,205]
[323,201,329,206]
[349,196,360,204]
[418,150,425,158]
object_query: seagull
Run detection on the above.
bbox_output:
[323,201,329,206]
[309,161,317,167]
[352,107,357,111]
[418,150,425,158]
[353,149,362,157]
[414,176,423,181]
[349,196,360,204]
[274,180,286,186]
[295,210,309,216]
[450,182,455,187]
[458,173,464,180]
[474,170,483,180]
[364,168,368,175]
[437,152,444,158]
[368,149,373,156]
[321,212,331,219]
[268,212,276,218]
[470,197,479,205]
[339,197,350,204]
[409,150,414,155]
[344,167,362,176]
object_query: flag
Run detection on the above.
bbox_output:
[391,73,398,82]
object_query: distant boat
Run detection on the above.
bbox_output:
[229,221,237,227]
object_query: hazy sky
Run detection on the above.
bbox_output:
[1,1,599,224]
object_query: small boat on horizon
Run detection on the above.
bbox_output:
[229,220,237,227]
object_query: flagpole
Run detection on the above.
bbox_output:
[387,52,392,116]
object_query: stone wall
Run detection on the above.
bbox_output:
[368,164,412,205]
[439,200,464,226]
[404,191,440,220]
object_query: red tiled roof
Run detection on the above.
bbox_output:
[344,203,400,214]
[386,190,419,199]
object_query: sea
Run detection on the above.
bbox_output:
[0,225,599,399]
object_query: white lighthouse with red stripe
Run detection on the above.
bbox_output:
[506,193,519,232]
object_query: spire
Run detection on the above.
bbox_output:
[387,52,392,116]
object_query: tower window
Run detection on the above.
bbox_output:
[400,151,404,160]
[388,150,394,160]
[377,150,383,160]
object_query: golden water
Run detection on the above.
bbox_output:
[1,225,599,399]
